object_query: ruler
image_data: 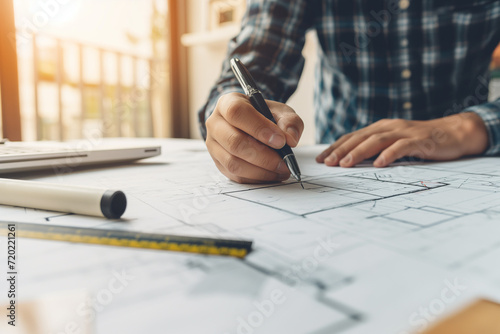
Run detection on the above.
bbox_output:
[0,221,252,258]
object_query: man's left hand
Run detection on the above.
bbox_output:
[316,112,489,167]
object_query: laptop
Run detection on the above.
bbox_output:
[0,139,161,174]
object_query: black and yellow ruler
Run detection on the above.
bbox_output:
[0,221,252,258]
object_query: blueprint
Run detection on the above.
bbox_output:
[1,139,500,334]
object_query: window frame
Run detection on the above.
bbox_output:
[0,0,22,141]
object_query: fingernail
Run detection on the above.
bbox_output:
[324,153,338,165]
[286,127,299,144]
[278,173,290,181]
[340,154,352,166]
[268,134,286,148]
[277,161,289,173]
[374,156,386,167]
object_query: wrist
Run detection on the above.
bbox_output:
[455,112,489,156]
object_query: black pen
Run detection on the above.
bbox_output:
[230,58,303,187]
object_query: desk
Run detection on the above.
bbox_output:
[1,138,500,334]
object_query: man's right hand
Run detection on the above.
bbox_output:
[205,92,304,184]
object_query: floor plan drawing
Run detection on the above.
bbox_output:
[1,140,500,334]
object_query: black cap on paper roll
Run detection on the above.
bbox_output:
[100,190,127,219]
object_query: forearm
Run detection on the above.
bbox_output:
[433,112,489,156]
[462,97,500,155]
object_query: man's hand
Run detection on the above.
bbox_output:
[316,112,489,167]
[206,92,304,183]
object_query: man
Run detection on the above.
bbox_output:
[199,0,500,184]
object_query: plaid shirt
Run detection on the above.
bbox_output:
[199,0,500,155]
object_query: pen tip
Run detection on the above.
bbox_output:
[300,182,304,189]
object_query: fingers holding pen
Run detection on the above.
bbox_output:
[207,113,288,174]
[206,137,290,184]
[205,92,301,183]
[217,93,287,149]
[269,100,304,148]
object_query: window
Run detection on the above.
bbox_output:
[4,0,185,141]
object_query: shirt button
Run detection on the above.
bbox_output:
[399,0,410,10]
[403,102,412,109]
[401,39,409,47]
[401,69,412,79]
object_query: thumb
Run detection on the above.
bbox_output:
[267,100,304,148]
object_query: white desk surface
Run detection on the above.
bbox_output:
[1,138,500,334]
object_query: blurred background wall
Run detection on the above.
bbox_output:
[1,0,500,144]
